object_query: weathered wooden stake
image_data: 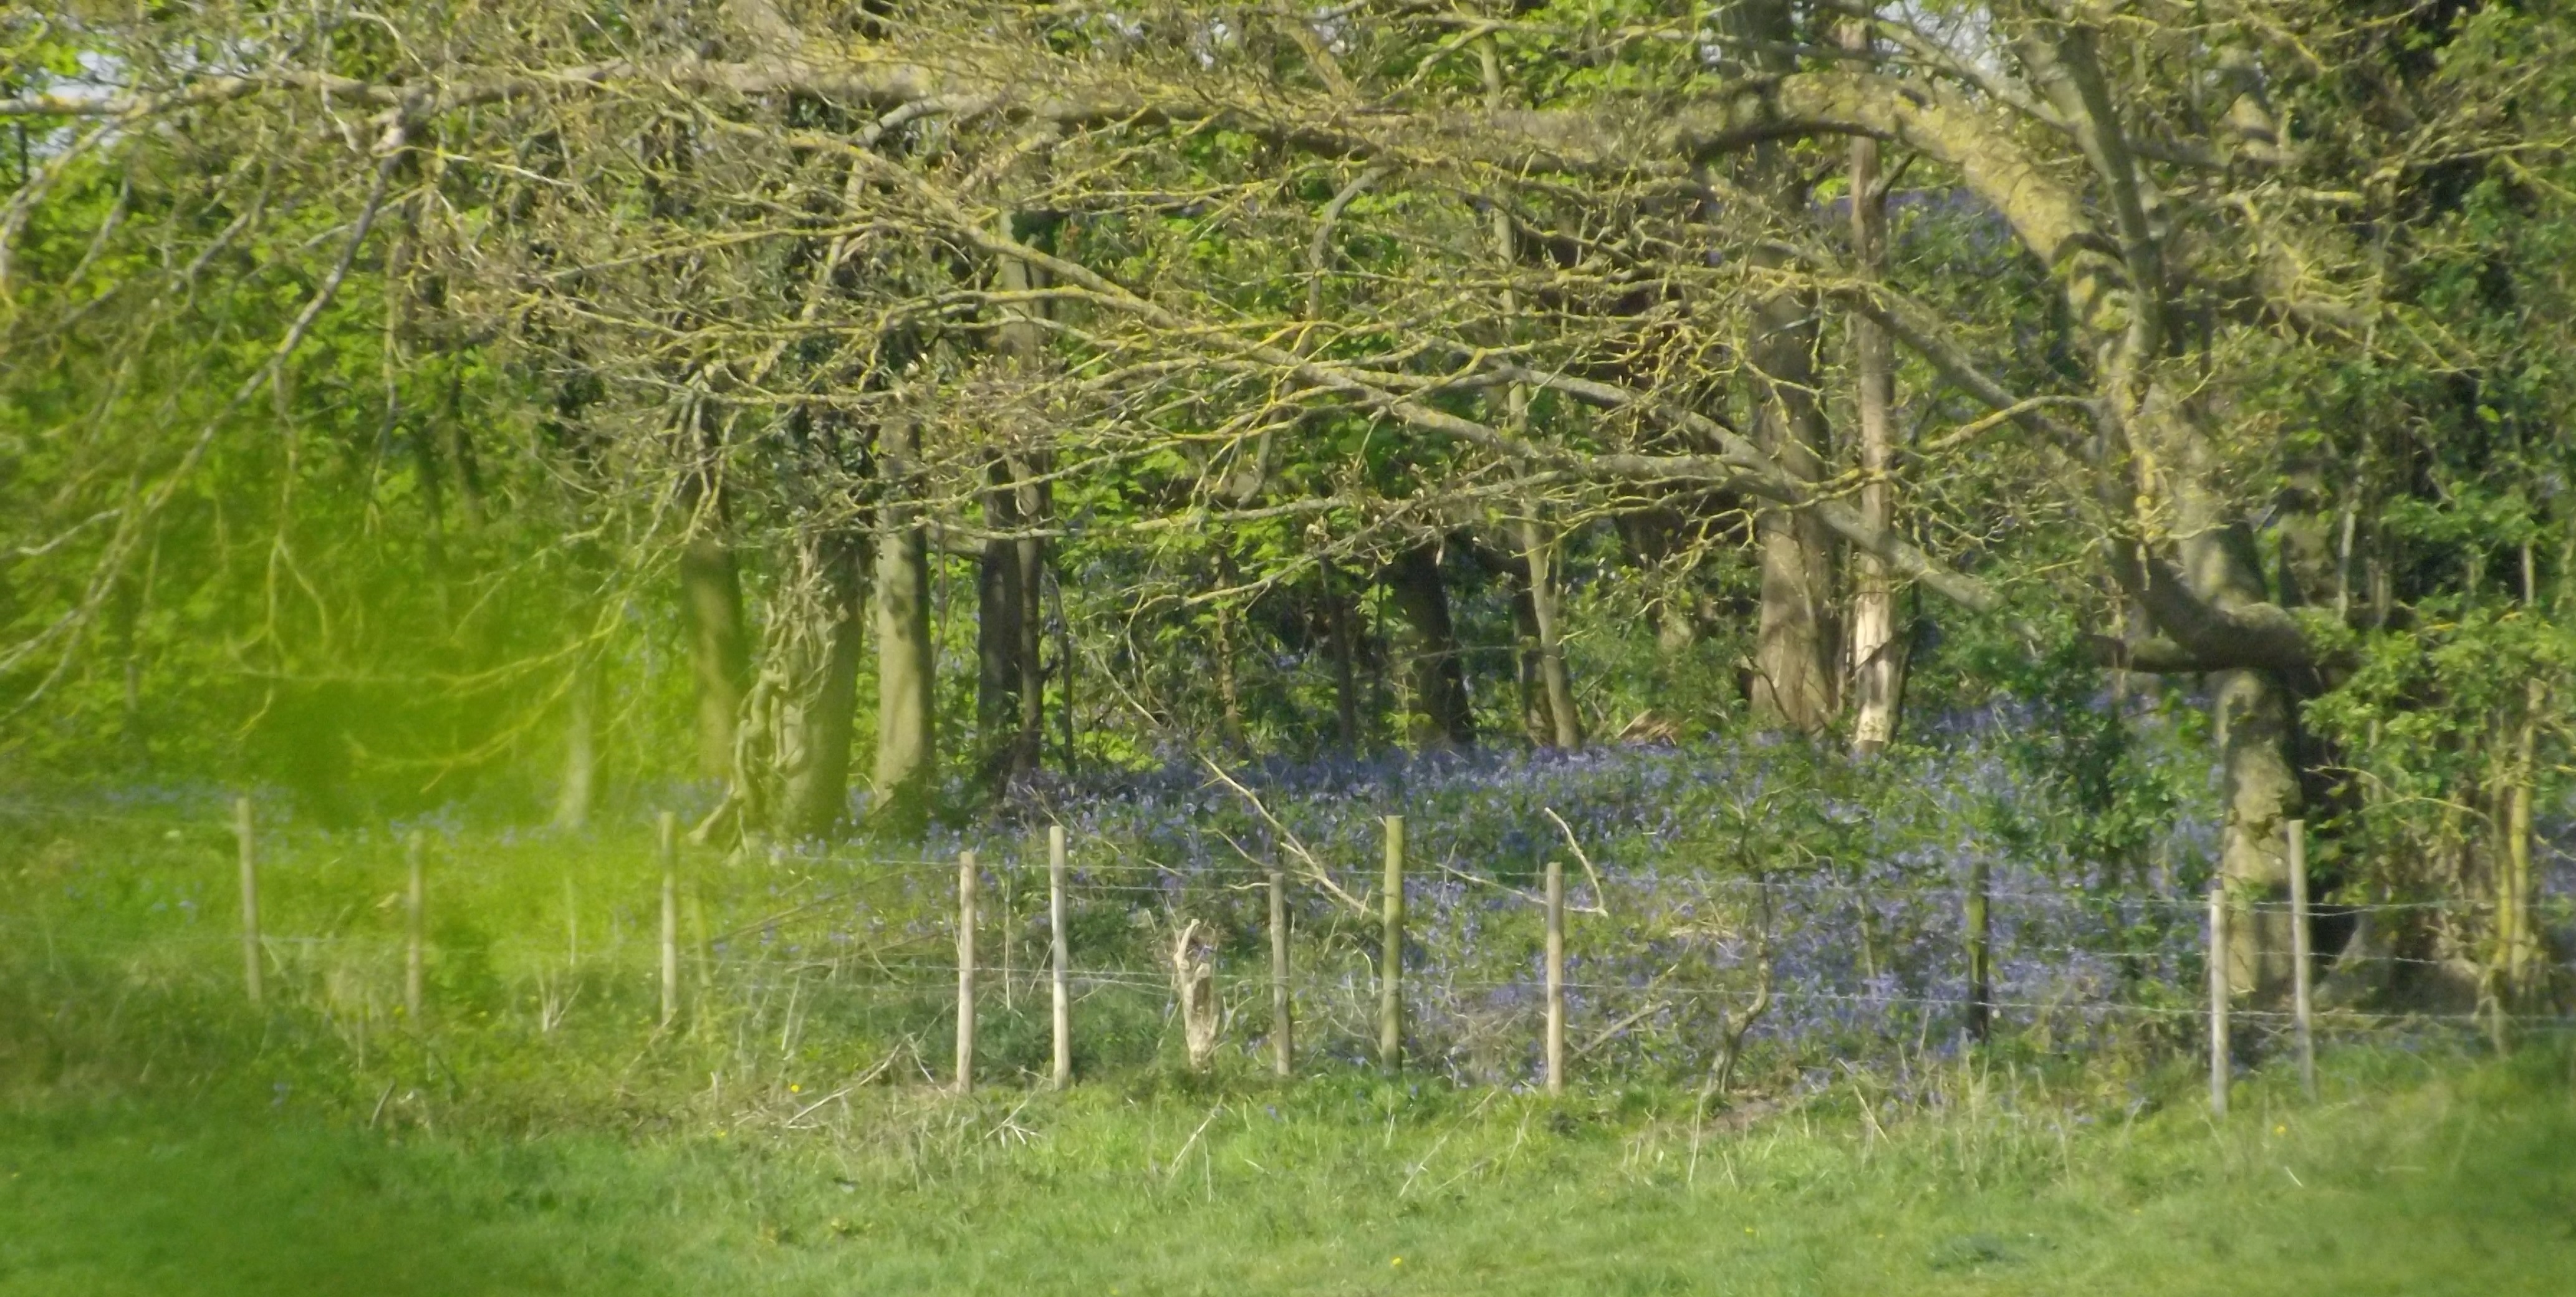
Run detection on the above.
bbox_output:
[2208,884,2231,1117]
[658,811,679,1026]
[234,796,262,1007]
[1049,826,1070,1089]
[1965,856,1992,1043]
[403,830,426,1021]
[1544,856,1565,1097]
[1378,814,1405,1073]
[2289,819,2317,1101]
[1001,857,1017,1012]
[956,849,979,1092]
[1269,864,1294,1078]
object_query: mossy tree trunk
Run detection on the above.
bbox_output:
[681,531,750,784]
[777,529,869,839]
[872,422,936,837]
[1736,0,1837,736]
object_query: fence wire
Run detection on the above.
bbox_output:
[9,807,2573,1097]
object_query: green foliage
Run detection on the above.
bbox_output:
[2,3,2574,999]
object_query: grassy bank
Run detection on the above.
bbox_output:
[5,1043,2573,1295]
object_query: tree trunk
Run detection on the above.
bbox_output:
[778,531,868,838]
[1213,600,1245,748]
[975,466,1025,791]
[1511,578,1550,746]
[112,566,150,769]
[1517,514,1582,749]
[2213,664,2300,1003]
[1325,561,1361,753]
[552,657,600,831]
[2181,515,2303,1004]
[680,533,751,783]
[1844,52,1906,756]
[1615,509,1709,660]
[1050,564,1077,772]
[1013,458,1049,778]
[1736,0,1838,735]
[2499,547,2545,1004]
[1482,50,1572,753]
[993,219,1053,782]
[1384,541,1473,751]
[1213,546,1247,750]
[872,423,937,837]
[1171,920,1221,1073]
[1747,287,1840,734]
[2499,679,2543,1005]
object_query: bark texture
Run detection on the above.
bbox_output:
[985,219,1052,784]
[1845,68,1906,756]
[976,470,1026,786]
[1518,514,1582,748]
[1737,0,1837,735]
[872,423,937,836]
[1746,283,1840,733]
[1012,463,1049,774]
[2183,511,2303,1004]
[680,533,750,782]
[1383,541,1474,750]
[778,531,868,838]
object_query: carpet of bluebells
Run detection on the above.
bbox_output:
[1031,742,2216,1090]
[662,711,2576,1098]
[16,713,2574,1106]
[725,718,2280,1096]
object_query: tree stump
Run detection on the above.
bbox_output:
[1170,920,1221,1072]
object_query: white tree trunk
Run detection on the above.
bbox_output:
[1845,60,1906,755]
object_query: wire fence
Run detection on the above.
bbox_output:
[9,799,2573,1108]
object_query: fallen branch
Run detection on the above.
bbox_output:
[1542,807,1612,917]
[1572,1000,1670,1061]
[1203,758,1372,917]
[1162,1104,1226,1182]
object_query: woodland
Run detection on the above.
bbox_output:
[7,5,2576,1291]
[6,0,2576,1023]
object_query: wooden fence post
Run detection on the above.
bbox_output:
[1379,814,1405,1073]
[2289,819,2316,1101]
[234,796,262,1007]
[1049,826,1070,1089]
[1545,856,1565,1097]
[404,830,426,1021]
[1965,856,1992,1043]
[1001,854,1017,1013]
[658,811,678,1026]
[2208,884,2231,1117]
[1270,864,1294,1078]
[956,849,978,1092]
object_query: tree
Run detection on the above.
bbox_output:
[4,0,2571,1007]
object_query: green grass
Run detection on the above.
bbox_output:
[5,1047,2574,1296]
[6,805,2574,1293]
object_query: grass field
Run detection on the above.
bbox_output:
[5,1044,2574,1296]
[4,808,2575,1293]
